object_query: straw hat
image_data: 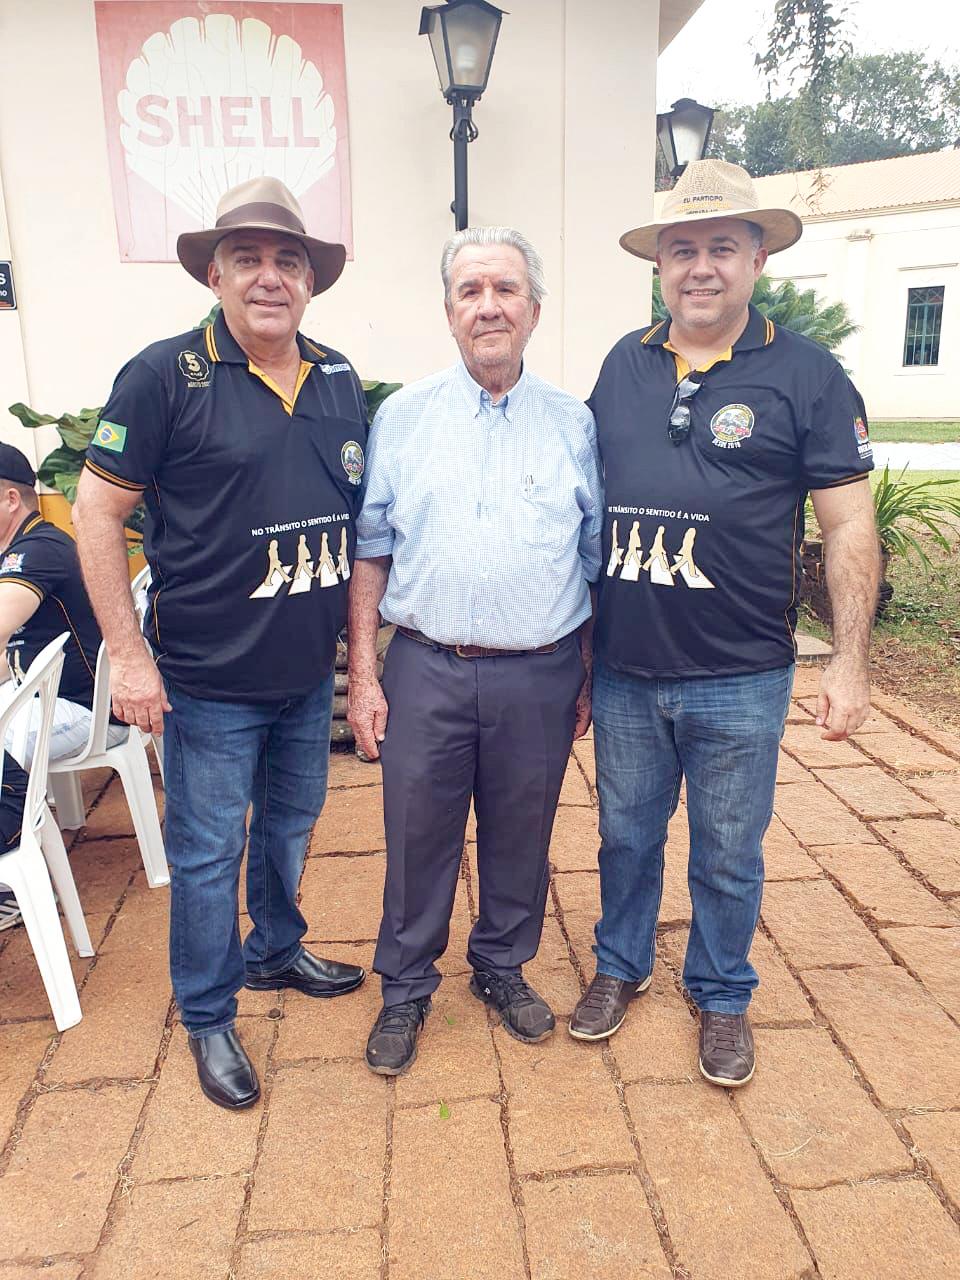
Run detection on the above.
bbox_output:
[620,159,803,262]
[176,177,346,296]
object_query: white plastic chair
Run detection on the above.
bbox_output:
[0,634,93,1030]
[130,563,151,627]
[130,563,164,782]
[47,643,169,888]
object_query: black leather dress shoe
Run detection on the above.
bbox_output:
[188,1028,260,1110]
[244,949,366,998]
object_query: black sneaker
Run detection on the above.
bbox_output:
[470,969,555,1043]
[365,997,431,1076]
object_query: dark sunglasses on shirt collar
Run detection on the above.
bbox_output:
[667,371,707,446]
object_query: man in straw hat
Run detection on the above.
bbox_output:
[74,178,368,1109]
[570,160,880,1086]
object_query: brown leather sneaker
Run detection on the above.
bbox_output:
[698,1011,755,1087]
[568,972,652,1041]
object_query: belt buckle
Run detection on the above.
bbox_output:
[455,643,477,659]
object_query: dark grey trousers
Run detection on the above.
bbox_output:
[374,630,584,1004]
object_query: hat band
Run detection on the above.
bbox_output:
[215,201,305,235]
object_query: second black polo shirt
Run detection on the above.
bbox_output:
[588,305,873,678]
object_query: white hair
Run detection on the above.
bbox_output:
[441,226,547,305]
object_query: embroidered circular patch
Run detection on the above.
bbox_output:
[341,440,364,485]
[710,403,755,445]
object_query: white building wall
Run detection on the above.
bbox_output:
[768,206,960,420]
[0,0,661,470]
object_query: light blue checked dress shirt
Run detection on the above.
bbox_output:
[356,360,602,648]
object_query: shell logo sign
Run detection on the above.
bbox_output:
[94,2,352,263]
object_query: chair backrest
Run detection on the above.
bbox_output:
[131,564,152,628]
[76,641,115,762]
[0,634,67,834]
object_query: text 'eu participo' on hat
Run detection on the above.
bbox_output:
[620,159,804,262]
[176,177,347,297]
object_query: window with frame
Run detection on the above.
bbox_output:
[903,285,944,367]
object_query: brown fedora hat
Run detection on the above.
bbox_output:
[620,159,803,261]
[176,177,346,296]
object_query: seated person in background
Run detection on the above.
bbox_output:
[0,749,28,930]
[0,444,127,766]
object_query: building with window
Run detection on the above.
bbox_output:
[748,152,960,421]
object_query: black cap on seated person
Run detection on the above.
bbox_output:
[0,445,36,488]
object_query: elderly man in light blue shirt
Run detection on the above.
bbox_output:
[349,226,601,1077]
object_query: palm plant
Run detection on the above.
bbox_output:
[651,274,858,354]
[871,465,960,568]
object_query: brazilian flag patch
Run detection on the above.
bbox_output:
[94,420,127,453]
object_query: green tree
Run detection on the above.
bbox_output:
[756,0,850,168]
[756,0,849,91]
[708,52,960,179]
[651,274,857,354]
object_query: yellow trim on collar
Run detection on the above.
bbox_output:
[204,323,220,363]
[640,320,668,345]
[247,359,313,416]
[664,341,733,383]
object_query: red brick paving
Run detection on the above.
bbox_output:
[2,673,960,1277]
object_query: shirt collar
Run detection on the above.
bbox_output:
[639,303,775,354]
[10,512,44,543]
[205,309,323,365]
[454,359,528,421]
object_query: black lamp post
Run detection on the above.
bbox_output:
[657,97,716,182]
[419,0,506,230]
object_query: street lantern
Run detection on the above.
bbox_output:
[419,0,506,230]
[657,97,715,182]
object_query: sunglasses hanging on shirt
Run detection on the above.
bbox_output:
[667,370,707,446]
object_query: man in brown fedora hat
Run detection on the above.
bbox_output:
[570,159,880,1087]
[73,177,367,1109]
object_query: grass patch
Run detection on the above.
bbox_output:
[800,512,960,732]
[877,543,960,646]
[869,470,960,503]
[871,540,960,731]
[870,421,960,444]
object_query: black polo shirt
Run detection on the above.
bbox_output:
[85,310,368,702]
[0,513,101,708]
[589,305,873,678]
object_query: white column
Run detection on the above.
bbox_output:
[562,0,660,398]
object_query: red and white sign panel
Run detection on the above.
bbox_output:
[94,2,353,262]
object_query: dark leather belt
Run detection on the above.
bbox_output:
[397,625,560,659]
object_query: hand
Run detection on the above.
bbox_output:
[815,654,871,741]
[573,672,592,740]
[348,672,389,760]
[110,648,171,736]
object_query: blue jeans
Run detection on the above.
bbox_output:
[592,662,794,1013]
[163,677,334,1036]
